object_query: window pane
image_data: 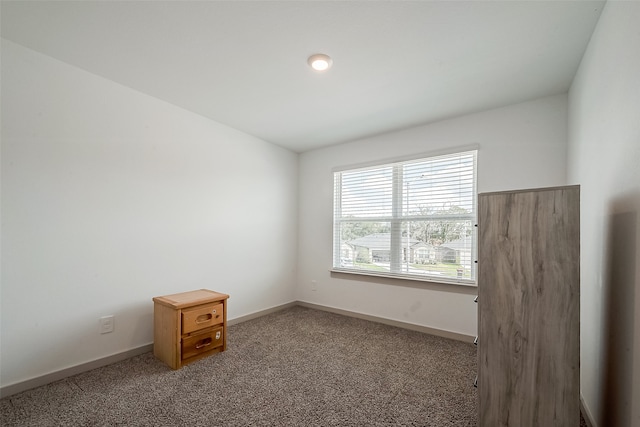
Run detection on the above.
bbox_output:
[400,220,475,279]
[337,221,391,272]
[403,153,475,216]
[339,166,393,218]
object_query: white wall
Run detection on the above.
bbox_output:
[568,1,640,426]
[297,94,568,337]
[0,39,298,388]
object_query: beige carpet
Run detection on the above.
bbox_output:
[1,305,587,426]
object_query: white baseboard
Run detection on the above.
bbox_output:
[1,300,473,398]
[581,393,597,427]
[0,344,153,398]
[297,301,476,343]
[227,301,298,326]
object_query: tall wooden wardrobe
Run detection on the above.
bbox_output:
[477,185,580,426]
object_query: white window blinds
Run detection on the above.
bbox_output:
[333,150,477,285]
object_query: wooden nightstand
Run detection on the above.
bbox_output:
[153,289,229,369]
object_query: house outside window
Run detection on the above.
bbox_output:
[332,149,477,285]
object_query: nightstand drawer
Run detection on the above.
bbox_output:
[181,327,224,360]
[182,303,224,334]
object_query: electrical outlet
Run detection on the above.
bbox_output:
[100,315,115,334]
[311,280,317,291]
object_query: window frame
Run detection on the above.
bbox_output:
[331,148,478,287]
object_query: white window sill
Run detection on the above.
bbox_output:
[330,268,477,287]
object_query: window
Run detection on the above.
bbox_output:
[333,149,477,285]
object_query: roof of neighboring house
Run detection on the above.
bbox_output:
[411,241,433,249]
[441,237,472,251]
[347,233,422,251]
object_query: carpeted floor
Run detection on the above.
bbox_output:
[1,306,588,426]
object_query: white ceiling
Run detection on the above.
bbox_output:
[1,1,605,153]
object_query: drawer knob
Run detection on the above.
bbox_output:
[212,309,217,314]
[215,331,221,340]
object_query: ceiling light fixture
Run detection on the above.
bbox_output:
[308,53,333,71]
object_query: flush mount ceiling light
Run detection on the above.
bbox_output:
[308,53,333,71]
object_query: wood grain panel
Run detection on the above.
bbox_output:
[153,303,180,370]
[478,186,580,426]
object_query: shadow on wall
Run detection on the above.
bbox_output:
[601,192,639,427]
